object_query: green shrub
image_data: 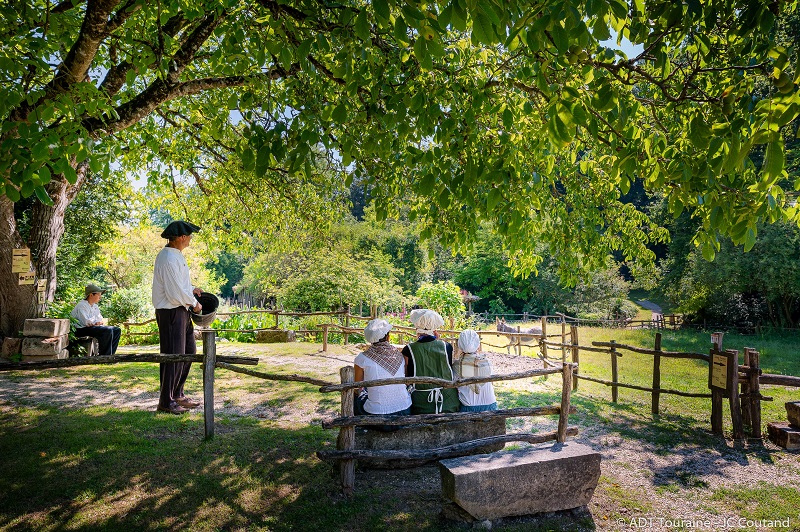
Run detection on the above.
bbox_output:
[104,285,152,324]
[415,280,465,319]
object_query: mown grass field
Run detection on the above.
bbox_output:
[1,326,799,531]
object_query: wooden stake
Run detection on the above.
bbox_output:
[557,363,573,443]
[337,366,356,495]
[322,325,329,352]
[202,330,216,440]
[610,340,619,403]
[748,349,761,438]
[570,325,579,391]
[727,349,744,439]
[561,314,566,363]
[652,333,662,416]
[540,316,548,359]
[344,307,350,345]
[274,311,279,329]
[741,349,752,429]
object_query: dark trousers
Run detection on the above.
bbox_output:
[155,307,196,408]
[75,326,121,357]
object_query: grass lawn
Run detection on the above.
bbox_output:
[1,329,799,531]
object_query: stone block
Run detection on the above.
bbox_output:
[768,422,800,450]
[23,318,70,338]
[355,418,506,468]
[439,442,601,520]
[22,349,69,362]
[22,335,68,357]
[1,337,22,357]
[254,329,295,343]
[786,402,800,428]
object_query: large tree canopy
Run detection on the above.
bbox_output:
[1,0,799,337]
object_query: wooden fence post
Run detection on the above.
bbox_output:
[322,324,329,352]
[727,349,744,440]
[274,311,279,329]
[343,307,350,345]
[748,349,761,438]
[610,340,619,403]
[202,330,216,440]
[516,326,521,357]
[557,363,573,443]
[710,346,724,435]
[741,349,752,430]
[337,366,356,495]
[561,314,566,363]
[540,316,548,360]
[652,333,662,416]
[570,325,579,391]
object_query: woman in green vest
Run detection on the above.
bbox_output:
[402,309,461,414]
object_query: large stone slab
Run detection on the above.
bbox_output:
[439,442,601,520]
[22,349,69,362]
[786,402,800,428]
[255,329,296,343]
[22,335,68,357]
[768,422,800,450]
[355,417,506,468]
[23,318,70,338]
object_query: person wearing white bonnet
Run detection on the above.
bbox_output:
[454,329,497,412]
[402,309,460,414]
[353,319,412,428]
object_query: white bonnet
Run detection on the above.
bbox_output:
[412,309,444,333]
[363,319,393,343]
[458,329,481,353]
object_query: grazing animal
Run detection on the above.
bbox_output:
[496,317,542,355]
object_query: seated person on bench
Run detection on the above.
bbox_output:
[403,309,460,414]
[70,284,121,357]
[454,329,497,412]
[354,319,412,430]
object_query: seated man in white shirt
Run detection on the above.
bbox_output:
[70,284,121,357]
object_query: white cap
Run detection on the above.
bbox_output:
[364,319,393,343]
[458,329,481,353]
[408,309,427,325]
[413,309,444,333]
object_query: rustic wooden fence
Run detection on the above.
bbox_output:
[540,330,800,439]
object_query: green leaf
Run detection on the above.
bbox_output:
[471,12,496,44]
[5,183,20,202]
[592,18,611,41]
[414,38,432,70]
[763,141,784,182]
[744,227,757,252]
[332,103,348,123]
[487,188,502,210]
[418,173,436,194]
[502,108,514,129]
[34,186,52,205]
[394,17,409,45]
[63,164,77,184]
[355,10,370,41]
[255,145,271,177]
[374,0,390,21]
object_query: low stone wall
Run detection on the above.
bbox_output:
[354,417,506,468]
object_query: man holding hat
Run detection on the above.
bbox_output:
[152,220,203,415]
[71,284,121,357]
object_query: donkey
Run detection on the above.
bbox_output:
[496,317,542,355]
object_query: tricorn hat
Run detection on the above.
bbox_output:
[160,220,201,239]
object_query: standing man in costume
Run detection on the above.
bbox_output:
[152,220,203,415]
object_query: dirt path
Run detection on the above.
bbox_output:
[1,343,798,531]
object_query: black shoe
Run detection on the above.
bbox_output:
[156,402,188,415]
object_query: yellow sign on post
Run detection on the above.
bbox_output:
[710,353,729,391]
[12,249,31,273]
[36,279,47,292]
[18,271,35,285]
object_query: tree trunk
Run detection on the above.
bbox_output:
[0,164,87,339]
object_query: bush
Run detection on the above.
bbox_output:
[415,280,465,318]
[104,285,152,324]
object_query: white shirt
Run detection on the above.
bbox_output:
[453,366,497,407]
[71,299,104,327]
[152,246,198,310]
[354,353,412,414]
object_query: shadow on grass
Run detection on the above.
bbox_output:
[0,404,439,531]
